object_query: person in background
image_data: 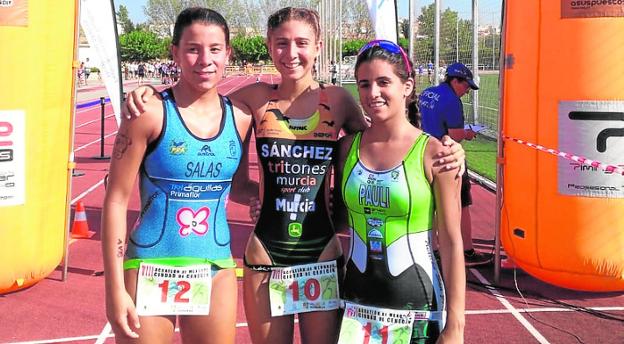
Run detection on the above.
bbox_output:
[330,60,337,85]
[418,62,493,267]
[83,58,91,86]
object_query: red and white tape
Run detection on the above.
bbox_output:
[502,135,624,176]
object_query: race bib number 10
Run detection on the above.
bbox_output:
[338,302,417,344]
[135,263,212,316]
[269,260,340,316]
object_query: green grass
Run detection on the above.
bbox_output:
[343,82,358,100]
[341,81,498,182]
[463,136,497,182]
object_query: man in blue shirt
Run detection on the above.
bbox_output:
[419,62,492,267]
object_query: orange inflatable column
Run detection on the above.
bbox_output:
[0,2,78,293]
[500,1,624,291]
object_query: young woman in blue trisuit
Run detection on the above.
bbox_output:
[333,41,466,344]
[102,8,255,343]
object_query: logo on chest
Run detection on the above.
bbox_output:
[170,140,187,155]
[198,145,215,156]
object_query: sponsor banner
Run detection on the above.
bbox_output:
[0,110,25,207]
[557,101,624,198]
[0,0,28,26]
[562,0,624,18]
[366,0,398,42]
[80,0,122,124]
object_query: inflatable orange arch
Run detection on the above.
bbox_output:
[499,1,624,291]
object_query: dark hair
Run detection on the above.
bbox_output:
[355,46,420,126]
[407,96,421,128]
[444,75,464,85]
[267,7,320,42]
[172,7,230,46]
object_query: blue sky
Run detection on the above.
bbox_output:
[115,0,501,26]
[115,0,148,24]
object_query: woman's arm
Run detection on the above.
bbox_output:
[428,139,465,343]
[332,134,356,233]
[102,99,161,339]
[229,102,258,205]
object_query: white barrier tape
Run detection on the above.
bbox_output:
[502,135,624,176]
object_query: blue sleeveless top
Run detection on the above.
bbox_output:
[124,89,242,269]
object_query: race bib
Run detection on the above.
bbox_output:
[135,263,212,316]
[269,260,340,316]
[338,302,418,344]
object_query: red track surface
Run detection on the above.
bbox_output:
[1,75,622,344]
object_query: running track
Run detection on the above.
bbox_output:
[1,75,622,344]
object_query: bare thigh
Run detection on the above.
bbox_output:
[178,268,237,344]
[243,267,294,344]
[123,269,176,344]
[299,309,340,344]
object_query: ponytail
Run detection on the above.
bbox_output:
[407,88,421,129]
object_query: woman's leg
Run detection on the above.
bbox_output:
[178,268,237,344]
[123,269,176,344]
[243,267,295,344]
[299,309,340,344]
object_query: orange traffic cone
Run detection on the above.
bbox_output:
[71,201,94,239]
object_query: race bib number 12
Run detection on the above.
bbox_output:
[338,302,417,344]
[269,260,340,316]
[135,263,212,316]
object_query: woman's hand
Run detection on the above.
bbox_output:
[122,85,159,119]
[435,135,466,176]
[106,289,141,339]
[436,327,464,344]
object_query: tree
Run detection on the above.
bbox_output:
[116,5,135,34]
[230,35,268,63]
[119,30,169,61]
[414,3,470,65]
[144,0,260,37]
[399,18,409,39]
[342,0,372,39]
[341,38,368,57]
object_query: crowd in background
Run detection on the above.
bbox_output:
[122,60,180,85]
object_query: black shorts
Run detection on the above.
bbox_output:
[461,166,472,207]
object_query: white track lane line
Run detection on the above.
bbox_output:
[76,114,116,128]
[71,178,106,205]
[466,306,624,315]
[470,268,550,344]
[74,131,118,152]
[65,318,295,344]
[94,322,111,344]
